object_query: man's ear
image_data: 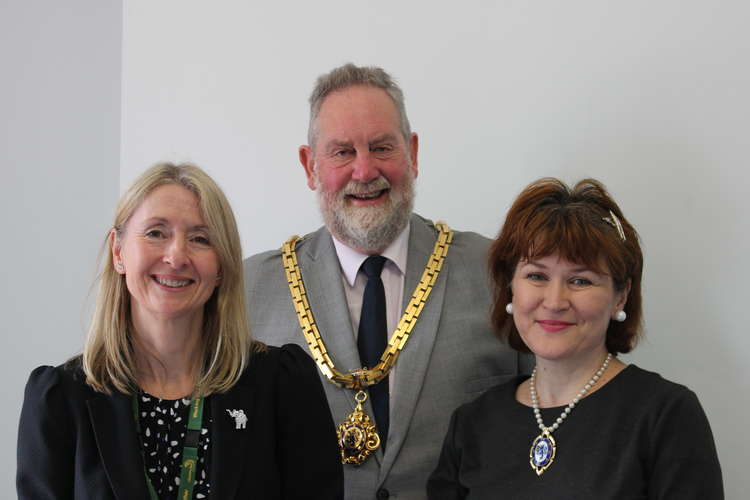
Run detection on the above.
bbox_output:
[299,145,317,190]
[409,132,419,178]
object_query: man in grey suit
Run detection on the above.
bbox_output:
[244,63,529,499]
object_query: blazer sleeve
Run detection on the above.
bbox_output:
[426,408,469,500]
[647,388,724,499]
[17,366,75,500]
[275,344,344,500]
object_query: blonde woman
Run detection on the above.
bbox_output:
[18,163,342,499]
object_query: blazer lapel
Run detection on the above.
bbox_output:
[87,392,150,500]
[303,229,363,404]
[301,229,383,463]
[379,215,448,482]
[209,381,254,499]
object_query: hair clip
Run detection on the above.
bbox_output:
[603,210,626,242]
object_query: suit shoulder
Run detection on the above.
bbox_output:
[412,214,491,256]
[244,230,322,274]
[245,244,286,263]
[450,228,492,255]
[243,250,281,285]
[444,225,492,269]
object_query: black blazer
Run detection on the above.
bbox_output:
[17,344,343,500]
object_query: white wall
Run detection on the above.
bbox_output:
[5,0,745,497]
[122,2,748,496]
[1,1,122,497]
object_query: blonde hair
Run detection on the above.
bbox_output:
[83,162,263,396]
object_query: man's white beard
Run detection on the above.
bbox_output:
[316,170,415,253]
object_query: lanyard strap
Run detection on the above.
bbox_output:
[132,394,205,500]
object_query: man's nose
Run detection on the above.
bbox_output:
[350,151,380,183]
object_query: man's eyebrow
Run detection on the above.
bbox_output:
[323,140,353,152]
[369,134,398,145]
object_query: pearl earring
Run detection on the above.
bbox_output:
[505,303,514,314]
[614,310,626,322]
[115,262,124,272]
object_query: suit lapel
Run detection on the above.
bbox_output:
[302,229,363,404]
[209,380,254,499]
[87,392,150,500]
[300,228,383,463]
[379,215,448,482]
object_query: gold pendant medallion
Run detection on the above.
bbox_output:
[337,390,381,465]
[529,430,556,475]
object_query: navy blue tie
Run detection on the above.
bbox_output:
[358,255,389,448]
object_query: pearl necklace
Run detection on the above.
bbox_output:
[528,353,613,476]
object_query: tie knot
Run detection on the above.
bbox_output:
[361,255,387,279]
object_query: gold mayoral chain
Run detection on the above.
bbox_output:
[282,222,453,466]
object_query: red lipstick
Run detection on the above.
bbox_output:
[536,320,574,332]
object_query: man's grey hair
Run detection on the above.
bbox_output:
[307,63,412,148]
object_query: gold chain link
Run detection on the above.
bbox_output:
[281,222,453,390]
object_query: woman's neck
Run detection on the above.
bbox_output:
[131,310,204,399]
[517,348,626,408]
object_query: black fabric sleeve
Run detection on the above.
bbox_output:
[17,366,75,500]
[647,388,724,499]
[427,408,469,500]
[275,344,344,500]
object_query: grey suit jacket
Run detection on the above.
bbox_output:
[244,214,531,499]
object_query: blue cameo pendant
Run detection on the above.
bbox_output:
[529,430,556,476]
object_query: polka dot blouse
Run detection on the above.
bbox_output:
[136,393,212,500]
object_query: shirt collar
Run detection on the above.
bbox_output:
[332,222,411,286]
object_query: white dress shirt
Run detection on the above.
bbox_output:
[331,222,410,399]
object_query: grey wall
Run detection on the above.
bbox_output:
[0,1,122,497]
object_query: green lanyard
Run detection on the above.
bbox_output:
[132,393,205,500]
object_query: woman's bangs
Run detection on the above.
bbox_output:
[521,211,609,274]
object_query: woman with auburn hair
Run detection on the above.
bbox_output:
[428,178,722,499]
[17,163,342,499]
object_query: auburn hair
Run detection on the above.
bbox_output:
[489,178,643,354]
